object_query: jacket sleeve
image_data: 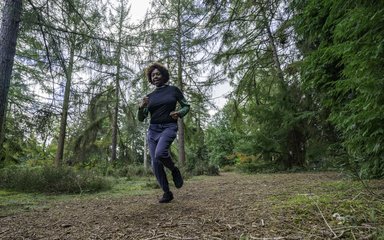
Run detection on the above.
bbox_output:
[138,107,148,122]
[177,98,190,118]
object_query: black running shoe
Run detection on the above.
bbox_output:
[172,167,183,189]
[159,191,174,203]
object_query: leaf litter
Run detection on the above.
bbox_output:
[0,172,383,239]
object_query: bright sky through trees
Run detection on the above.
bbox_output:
[119,0,230,113]
[129,0,150,22]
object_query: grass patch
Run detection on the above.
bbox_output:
[0,190,69,217]
[0,175,160,217]
[322,180,364,192]
[0,166,112,194]
[268,180,384,239]
[105,176,159,196]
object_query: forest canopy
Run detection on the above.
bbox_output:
[0,0,383,180]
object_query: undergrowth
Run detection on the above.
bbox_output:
[271,180,384,239]
[0,165,112,194]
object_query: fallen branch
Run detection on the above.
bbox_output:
[0,228,10,235]
[144,234,165,240]
[165,233,199,240]
[313,200,337,238]
[333,225,377,231]
[249,236,285,240]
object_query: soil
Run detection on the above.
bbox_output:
[0,172,382,240]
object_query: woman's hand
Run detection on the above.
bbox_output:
[170,111,179,120]
[139,96,149,109]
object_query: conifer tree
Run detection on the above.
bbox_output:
[0,0,23,156]
[143,0,213,166]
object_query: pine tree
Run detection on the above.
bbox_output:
[292,0,384,178]
[208,0,308,169]
[0,0,23,157]
[143,0,213,166]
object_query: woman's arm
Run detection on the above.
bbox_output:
[138,107,148,122]
[177,98,190,118]
[138,96,149,122]
[170,97,190,120]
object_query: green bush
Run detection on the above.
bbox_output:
[220,165,236,172]
[236,162,261,173]
[0,166,112,194]
[113,165,152,178]
[190,162,220,176]
[236,161,279,173]
[205,165,220,176]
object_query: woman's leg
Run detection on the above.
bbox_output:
[148,126,170,193]
[155,124,183,189]
[154,125,178,170]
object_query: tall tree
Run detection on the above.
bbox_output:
[110,0,129,163]
[0,0,23,155]
[144,0,212,166]
[292,0,384,178]
[175,0,187,165]
[25,0,104,166]
[208,0,308,169]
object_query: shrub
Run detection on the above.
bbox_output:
[191,163,220,176]
[205,165,220,176]
[220,165,235,172]
[0,166,112,194]
[234,153,279,173]
[114,165,152,178]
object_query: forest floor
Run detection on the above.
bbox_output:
[1,171,384,240]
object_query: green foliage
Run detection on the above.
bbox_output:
[208,0,313,171]
[1,110,55,166]
[0,166,112,194]
[145,0,214,175]
[273,178,384,239]
[2,0,384,182]
[192,162,220,176]
[68,90,111,165]
[206,112,235,167]
[105,164,152,179]
[232,152,280,173]
[293,0,384,178]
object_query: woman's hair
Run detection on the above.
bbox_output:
[146,62,170,84]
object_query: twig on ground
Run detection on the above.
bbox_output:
[209,237,222,240]
[144,234,165,240]
[333,225,377,231]
[226,223,243,230]
[249,236,285,240]
[165,233,199,239]
[356,172,384,201]
[335,230,345,239]
[361,234,375,240]
[312,199,337,238]
[0,228,10,235]
[352,192,363,201]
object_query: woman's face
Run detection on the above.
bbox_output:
[151,68,165,87]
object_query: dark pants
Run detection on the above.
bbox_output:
[147,122,178,193]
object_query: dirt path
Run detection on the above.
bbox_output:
[0,172,380,239]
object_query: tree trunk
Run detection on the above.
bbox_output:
[262,9,306,168]
[285,128,306,168]
[266,24,285,88]
[111,13,124,163]
[54,43,76,167]
[111,72,120,163]
[176,0,186,166]
[143,128,148,169]
[0,0,22,152]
